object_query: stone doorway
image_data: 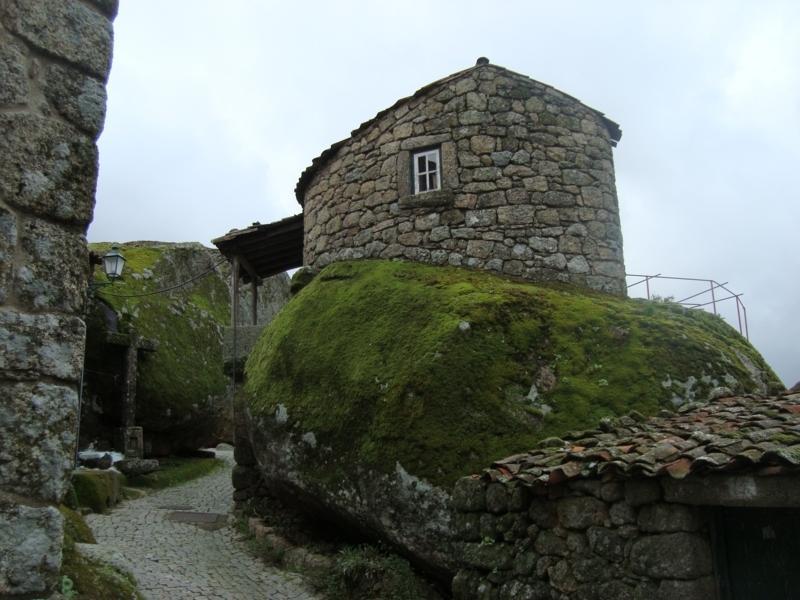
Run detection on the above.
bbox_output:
[713,507,800,600]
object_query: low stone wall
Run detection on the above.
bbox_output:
[451,477,717,600]
[301,63,626,295]
[0,1,116,595]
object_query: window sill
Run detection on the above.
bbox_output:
[398,190,454,209]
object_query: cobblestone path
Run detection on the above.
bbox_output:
[84,450,318,600]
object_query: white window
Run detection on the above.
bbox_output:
[413,148,441,194]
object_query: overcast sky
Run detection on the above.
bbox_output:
[89,1,799,386]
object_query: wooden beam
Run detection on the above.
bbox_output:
[231,255,240,328]
[237,254,260,284]
[231,255,240,398]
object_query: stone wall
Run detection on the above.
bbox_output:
[0,0,116,595]
[301,63,626,295]
[451,477,717,600]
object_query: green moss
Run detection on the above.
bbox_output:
[71,470,125,513]
[290,267,318,295]
[325,545,440,600]
[59,505,96,544]
[61,541,141,600]
[245,260,778,488]
[125,457,223,489]
[59,504,141,599]
[87,243,230,446]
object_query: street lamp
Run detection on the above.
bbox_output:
[101,246,126,280]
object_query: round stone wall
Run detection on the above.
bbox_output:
[301,63,626,295]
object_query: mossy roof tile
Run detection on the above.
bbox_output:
[483,392,800,488]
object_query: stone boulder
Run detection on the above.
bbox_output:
[83,241,290,455]
[115,458,159,477]
[242,259,779,578]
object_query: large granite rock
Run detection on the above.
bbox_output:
[242,259,779,578]
[0,382,78,502]
[83,242,290,455]
[0,113,98,225]
[0,505,62,595]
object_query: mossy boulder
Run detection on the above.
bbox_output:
[71,469,125,513]
[84,242,289,455]
[243,260,778,576]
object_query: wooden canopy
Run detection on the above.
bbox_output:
[212,213,303,284]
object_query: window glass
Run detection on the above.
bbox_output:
[412,148,441,194]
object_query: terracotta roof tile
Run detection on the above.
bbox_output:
[482,393,800,488]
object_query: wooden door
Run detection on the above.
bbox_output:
[714,507,800,600]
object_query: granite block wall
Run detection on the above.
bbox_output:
[301,63,626,295]
[0,0,116,595]
[451,477,717,600]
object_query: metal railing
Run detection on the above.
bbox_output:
[626,273,749,340]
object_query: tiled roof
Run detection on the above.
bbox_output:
[483,392,800,488]
[212,213,303,282]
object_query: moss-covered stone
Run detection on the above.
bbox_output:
[59,502,142,597]
[242,259,778,575]
[71,469,125,513]
[60,507,141,599]
[84,242,290,454]
[246,260,777,488]
[86,242,230,453]
[59,505,96,544]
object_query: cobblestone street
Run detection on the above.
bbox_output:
[84,450,318,600]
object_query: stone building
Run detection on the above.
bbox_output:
[218,58,627,296]
[297,57,626,295]
[452,392,800,600]
[0,1,116,595]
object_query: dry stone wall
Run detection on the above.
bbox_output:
[451,477,717,600]
[302,63,626,295]
[0,0,116,595]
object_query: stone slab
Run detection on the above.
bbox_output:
[0,381,78,502]
[15,214,90,312]
[0,504,62,595]
[0,204,16,305]
[0,113,97,225]
[1,0,113,79]
[43,62,108,138]
[663,475,800,508]
[0,31,29,105]
[0,308,86,382]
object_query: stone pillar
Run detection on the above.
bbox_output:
[122,333,139,429]
[0,1,116,596]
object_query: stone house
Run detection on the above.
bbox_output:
[216,58,627,296]
[451,392,800,600]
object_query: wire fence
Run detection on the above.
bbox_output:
[626,273,749,340]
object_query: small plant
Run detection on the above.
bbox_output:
[324,544,434,600]
[61,575,77,599]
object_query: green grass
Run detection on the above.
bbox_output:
[324,545,439,600]
[125,457,223,489]
[244,259,779,489]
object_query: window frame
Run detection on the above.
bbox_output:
[412,147,442,195]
